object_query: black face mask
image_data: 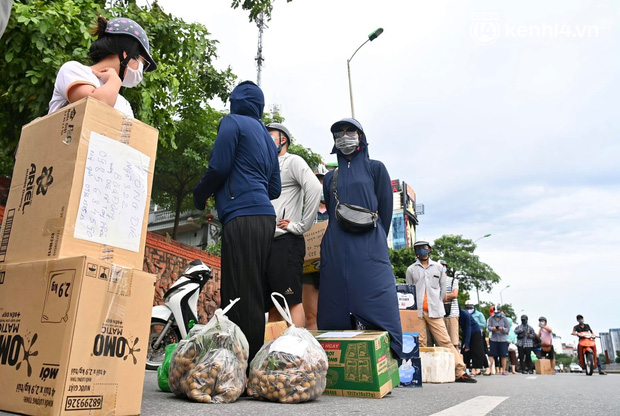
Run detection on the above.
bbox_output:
[521,319,527,324]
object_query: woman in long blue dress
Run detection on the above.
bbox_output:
[317,118,404,358]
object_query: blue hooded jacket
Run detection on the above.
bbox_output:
[317,118,405,358]
[193,81,281,224]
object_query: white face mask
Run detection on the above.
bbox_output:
[122,60,144,88]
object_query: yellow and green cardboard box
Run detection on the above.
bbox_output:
[311,330,400,398]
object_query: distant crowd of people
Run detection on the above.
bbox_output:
[408,241,607,378]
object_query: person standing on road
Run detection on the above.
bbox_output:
[317,118,405,359]
[536,316,556,374]
[571,314,607,375]
[193,81,281,363]
[264,123,322,328]
[440,260,460,350]
[514,314,536,374]
[301,171,328,330]
[465,300,491,375]
[459,307,486,376]
[407,241,476,383]
[465,300,487,330]
[487,305,510,375]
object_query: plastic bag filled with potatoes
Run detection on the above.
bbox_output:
[168,299,249,403]
[247,293,328,403]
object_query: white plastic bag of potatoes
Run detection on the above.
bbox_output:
[247,293,328,403]
[169,298,249,403]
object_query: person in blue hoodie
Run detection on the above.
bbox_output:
[317,118,404,358]
[193,80,281,362]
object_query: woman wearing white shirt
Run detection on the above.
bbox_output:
[48,16,157,117]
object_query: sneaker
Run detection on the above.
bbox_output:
[455,374,477,383]
[599,371,607,375]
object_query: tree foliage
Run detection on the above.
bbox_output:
[0,0,105,173]
[262,112,324,171]
[152,106,225,238]
[389,247,416,283]
[230,0,294,21]
[432,234,501,292]
[0,0,236,175]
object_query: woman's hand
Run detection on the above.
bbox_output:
[92,67,121,85]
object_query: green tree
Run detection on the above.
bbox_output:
[262,112,324,171]
[477,301,517,322]
[0,0,105,173]
[616,351,620,364]
[151,106,224,239]
[389,247,416,283]
[555,353,573,368]
[0,0,235,174]
[230,0,294,21]
[432,234,501,293]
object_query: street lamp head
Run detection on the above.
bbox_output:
[483,233,491,238]
[369,28,384,41]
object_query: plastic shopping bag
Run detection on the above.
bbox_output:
[247,293,328,403]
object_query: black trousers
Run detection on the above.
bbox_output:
[518,346,533,372]
[462,330,486,369]
[220,215,275,364]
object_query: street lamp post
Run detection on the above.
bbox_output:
[347,28,383,118]
[474,233,492,243]
[500,284,511,305]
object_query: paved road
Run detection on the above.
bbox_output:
[2,371,619,415]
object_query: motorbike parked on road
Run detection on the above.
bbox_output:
[145,259,212,370]
[574,331,598,376]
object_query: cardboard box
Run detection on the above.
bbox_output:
[420,347,455,383]
[264,321,288,343]
[0,256,155,415]
[402,332,420,359]
[399,332,421,387]
[399,309,424,334]
[302,222,327,274]
[311,330,400,398]
[399,357,422,387]
[396,284,417,310]
[535,358,553,375]
[0,97,158,269]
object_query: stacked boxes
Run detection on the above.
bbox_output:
[0,97,159,415]
[311,330,400,398]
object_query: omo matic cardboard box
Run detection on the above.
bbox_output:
[0,256,155,415]
[311,330,400,398]
[303,221,327,274]
[0,97,158,269]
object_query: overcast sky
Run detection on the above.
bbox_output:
[139,0,619,349]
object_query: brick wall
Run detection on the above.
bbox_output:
[0,206,222,323]
[144,232,221,323]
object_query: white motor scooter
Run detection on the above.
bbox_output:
[146,259,212,370]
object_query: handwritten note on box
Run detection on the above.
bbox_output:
[74,132,150,252]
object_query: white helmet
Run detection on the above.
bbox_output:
[465,300,476,308]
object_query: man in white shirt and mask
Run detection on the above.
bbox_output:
[264,123,322,327]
